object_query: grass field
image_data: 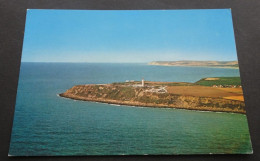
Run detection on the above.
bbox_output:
[195,77,241,86]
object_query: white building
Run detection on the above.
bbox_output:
[142,78,144,87]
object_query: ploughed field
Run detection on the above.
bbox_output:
[166,86,244,101]
[59,77,245,114]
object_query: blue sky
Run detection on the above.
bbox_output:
[21,9,238,62]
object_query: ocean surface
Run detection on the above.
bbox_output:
[9,63,252,155]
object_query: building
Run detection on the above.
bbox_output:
[142,78,144,87]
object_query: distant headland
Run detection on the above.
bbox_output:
[148,61,239,69]
[59,77,245,114]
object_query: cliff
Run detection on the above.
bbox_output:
[149,61,239,68]
[59,81,245,114]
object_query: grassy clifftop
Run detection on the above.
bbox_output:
[59,79,245,114]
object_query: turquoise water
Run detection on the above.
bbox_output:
[9,63,252,155]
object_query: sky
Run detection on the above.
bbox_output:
[21,9,238,63]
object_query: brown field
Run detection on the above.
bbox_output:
[217,87,243,94]
[166,86,244,101]
[204,77,220,81]
[223,96,244,101]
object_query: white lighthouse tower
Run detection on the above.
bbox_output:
[141,78,144,87]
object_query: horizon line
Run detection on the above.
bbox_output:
[21,61,148,63]
[21,60,238,63]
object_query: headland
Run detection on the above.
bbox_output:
[59,77,245,114]
[148,61,239,69]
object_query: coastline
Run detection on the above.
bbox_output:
[148,64,239,69]
[59,92,246,114]
[148,61,239,69]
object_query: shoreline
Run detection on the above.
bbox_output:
[59,93,246,114]
[148,64,239,69]
[58,94,245,115]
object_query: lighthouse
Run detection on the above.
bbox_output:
[141,78,144,87]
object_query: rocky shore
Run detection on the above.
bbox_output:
[59,82,246,114]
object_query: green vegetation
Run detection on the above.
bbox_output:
[163,82,194,86]
[60,77,246,113]
[117,86,136,100]
[195,77,241,86]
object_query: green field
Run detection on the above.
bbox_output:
[195,77,241,86]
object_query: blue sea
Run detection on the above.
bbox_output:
[9,63,252,156]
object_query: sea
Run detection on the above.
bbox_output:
[9,62,252,156]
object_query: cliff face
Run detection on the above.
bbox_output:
[59,84,245,114]
[149,61,239,68]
